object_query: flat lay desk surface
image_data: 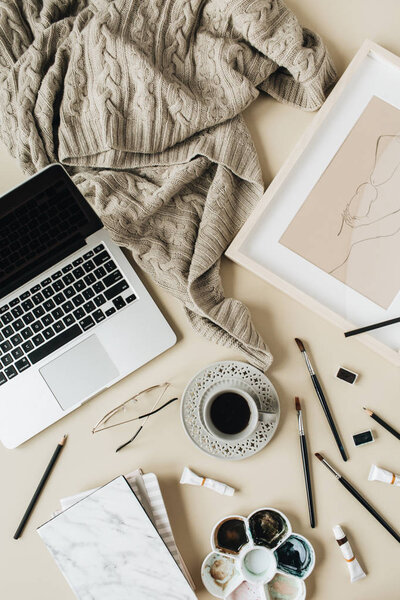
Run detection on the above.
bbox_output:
[1,2,400,598]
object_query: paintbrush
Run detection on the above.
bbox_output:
[295,338,348,461]
[363,407,400,441]
[315,453,400,543]
[295,397,315,528]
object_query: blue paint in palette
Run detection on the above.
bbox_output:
[275,534,313,578]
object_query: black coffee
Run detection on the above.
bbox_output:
[209,392,251,434]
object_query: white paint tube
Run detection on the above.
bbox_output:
[333,525,366,583]
[368,464,400,487]
[180,466,235,496]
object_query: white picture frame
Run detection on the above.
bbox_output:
[226,40,400,365]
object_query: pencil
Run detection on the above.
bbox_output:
[295,398,315,528]
[295,338,348,461]
[344,316,400,337]
[13,434,67,539]
[315,453,400,544]
[363,407,400,441]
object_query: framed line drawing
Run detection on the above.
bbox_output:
[226,40,400,365]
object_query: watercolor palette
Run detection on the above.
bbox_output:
[201,508,314,600]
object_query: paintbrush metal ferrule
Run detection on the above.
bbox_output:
[315,453,341,479]
[297,410,304,435]
[303,350,315,376]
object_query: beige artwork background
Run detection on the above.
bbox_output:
[280,95,400,309]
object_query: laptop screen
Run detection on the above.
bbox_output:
[0,165,102,299]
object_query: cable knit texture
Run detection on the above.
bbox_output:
[0,0,336,370]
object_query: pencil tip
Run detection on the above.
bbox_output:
[295,338,305,352]
[363,407,373,416]
[295,397,301,411]
[60,434,68,445]
[315,452,324,461]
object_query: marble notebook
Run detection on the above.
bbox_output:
[38,476,197,600]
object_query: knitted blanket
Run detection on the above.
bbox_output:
[0,0,335,370]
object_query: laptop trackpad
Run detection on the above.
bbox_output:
[39,335,119,411]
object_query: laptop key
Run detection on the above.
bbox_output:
[43,299,55,311]
[64,286,76,298]
[62,264,73,273]
[13,318,24,331]
[94,244,104,253]
[51,271,62,280]
[83,259,95,273]
[30,284,41,293]
[5,365,17,379]
[22,299,34,311]
[28,324,82,365]
[11,333,23,346]
[21,327,33,340]
[83,250,94,259]
[32,321,44,332]
[11,306,23,318]
[0,372,6,385]
[93,250,110,266]
[126,294,136,303]
[103,271,122,287]
[84,273,95,285]
[105,307,116,317]
[43,327,55,340]
[15,357,30,373]
[62,273,74,285]
[33,334,45,347]
[79,316,95,331]
[94,294,106,307]
[83,288,94,300]
[113,296,126,310]
[53,280,65,292]
[1,354,12,367]
[42,286,54,298]
[22,312,34,325]
[53,320,65,334]
[104,260,117,273]
[1,312,13,325]
[52,307,64,320]
[33,306,45,318]
[32,292,44,305]
[73,308,85,320]
[42,314,54,326]
[22,340,34,353]
[60,301,72,319]
[93,281,105,293]
[72,294,84,307]
[72,257,83,267]
[74,280,86,292]
[93,309,106,323]
[20,291,31,300]
[0,304,9,314]
[41,277,52,287]
[12,347,23,360]
[83,301,96,313]
[1,325,14,338]
[54,292,66,305]
[63,314,75,327]
[0,341,12,352]
[72,266,84,279]
[104,281,129,301]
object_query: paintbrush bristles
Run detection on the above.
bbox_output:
[295,397,301,411]
[295,338,305,352]
[314,452,324,461]
[363,407,373,416]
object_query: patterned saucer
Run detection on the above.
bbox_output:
[180,361,280,460]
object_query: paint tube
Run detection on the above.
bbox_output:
[180,466,235,496]
[333,525,366,583]
[368,464,400,487]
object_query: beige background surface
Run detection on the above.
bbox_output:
[1,2,400,599]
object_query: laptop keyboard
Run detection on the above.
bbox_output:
[0,244,136,385]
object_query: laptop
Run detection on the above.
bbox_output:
[0,164,176,448]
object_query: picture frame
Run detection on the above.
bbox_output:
[226,40,400,365]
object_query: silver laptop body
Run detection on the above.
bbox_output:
[0,164,176,448]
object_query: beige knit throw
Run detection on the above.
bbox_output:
[0,0,335,371]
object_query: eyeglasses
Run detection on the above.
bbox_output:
[92,382,178,452]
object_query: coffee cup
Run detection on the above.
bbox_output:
[202,380,275,442]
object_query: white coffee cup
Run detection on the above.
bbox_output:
[202,381,275,442]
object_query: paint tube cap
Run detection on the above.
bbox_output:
[333,525,345,540]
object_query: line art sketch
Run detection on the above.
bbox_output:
[280,96,400,309]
